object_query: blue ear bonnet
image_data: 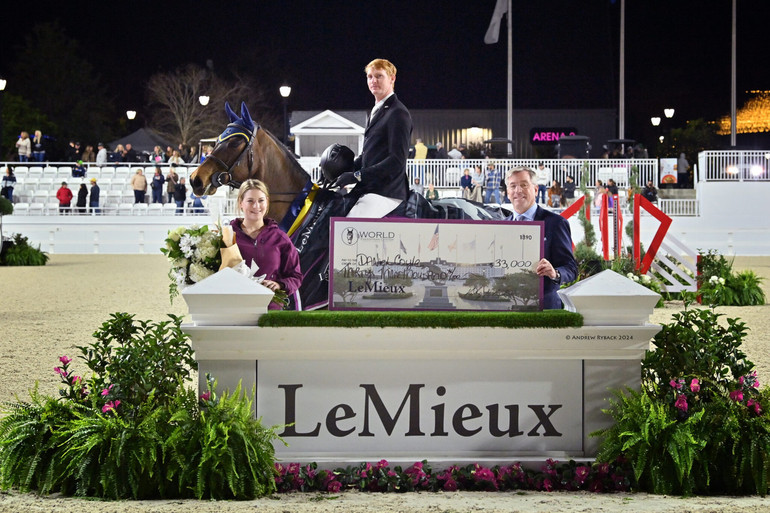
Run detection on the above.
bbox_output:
[220,101,257,143]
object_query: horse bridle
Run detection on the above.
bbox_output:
[204,122,258,194]
[203,122,307,203]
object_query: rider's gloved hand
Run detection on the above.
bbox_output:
[332,171,357,188]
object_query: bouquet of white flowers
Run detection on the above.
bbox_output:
[161,224,289,308]
[161,224,223,302]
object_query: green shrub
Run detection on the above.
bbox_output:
[697,250,766,306]
[0,314,281,500]
[594,302,770,495]
[1,233,48,266]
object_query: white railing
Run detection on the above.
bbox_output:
[698,150,770,182]
[657,199,700,217]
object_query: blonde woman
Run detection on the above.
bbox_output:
[32,130,46,162]
[15,131,31,162]
[230,179,303,310]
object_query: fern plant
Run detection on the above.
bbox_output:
[1,233,48,266]
[595,301,770,496]
[0,314,282,500]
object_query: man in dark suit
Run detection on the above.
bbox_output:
[333,58,412,217]
[505,166,578,309]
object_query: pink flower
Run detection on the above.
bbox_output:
[200,391,211,401]
[690,378,700,393]
[54,367,67,377]
[59,355,72,366]
[101,384,114,396]
[575,465,591,484]
[542,478,553,491]
[443,478,458,491]
[674,394,688,412]
[102,400,120,413]
[327,480,342,493]
[748,398,762,415]
[730,390,744,402]
[377,459,389,469]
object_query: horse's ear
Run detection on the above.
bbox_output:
[240,102,255,132]
[225,102,238,123]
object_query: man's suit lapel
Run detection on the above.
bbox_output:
[365,95,395,134]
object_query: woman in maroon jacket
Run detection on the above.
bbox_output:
[230,179,303,310]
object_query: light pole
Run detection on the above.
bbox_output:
[126,110,137,133]
[0,78,6,158]
[198,95,210,107]
[279,85,291,145]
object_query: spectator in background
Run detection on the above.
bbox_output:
[64,140,79,162]
[461,167,482,202]
[483,162,501,204]
[677,152,691,189]
[425,183,439,201]
[130,168,147,204]
[563,175,576,206]
[96,142,108,166]
[189,191,207,214]
[447,144,463,159]
[124,143,139,163]
[81,144,96,162]
[187,145,198,163]
[642,180,658,203]
[150,145,165,164]
[607,178,619,196]
[165,146,175,162]
[76,183,88,214]
[112,144,127,162]
[15,131,31,162]
[71,160,87,178]
[1,166,16,201]
[89,178,100,214]
[434,141,448,159]
[548,180,563,208]
[56,182,73,214]
[535,162,551,205]
[174,177,188,215]
[458,143,468,158]
[178,143,190,162]
[166,166,179,204]
[167,150,185,166]
[150,166,165,204]
[413,138,428,183]
[31,130,46,162]
[411,177,424,196]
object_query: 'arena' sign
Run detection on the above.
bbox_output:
[529,127,578,145]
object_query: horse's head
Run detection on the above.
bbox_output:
[190,101,258,196]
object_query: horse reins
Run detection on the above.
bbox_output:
[205,123,307,203]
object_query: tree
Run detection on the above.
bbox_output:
[10,22,116,157]
[146,64,278,147]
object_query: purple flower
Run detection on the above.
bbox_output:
[690,378,700,393]
[674,394,688,412]
[542,478,553,491]
[59,355,72,366]
[327,480,342,493]
[200,391,211,401]
[377,459,389,469]
[730,389,744,402]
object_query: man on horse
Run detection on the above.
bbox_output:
[332,58,412,218]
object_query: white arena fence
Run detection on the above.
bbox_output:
[2,151,768,220]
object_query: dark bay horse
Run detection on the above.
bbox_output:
[191,102,509,309]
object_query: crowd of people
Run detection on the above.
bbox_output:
[11,129,210,166]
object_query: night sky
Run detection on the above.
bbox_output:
[1,0,768,145]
